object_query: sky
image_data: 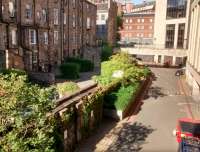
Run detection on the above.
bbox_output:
[131,0,153,4]
[132,0,143,4]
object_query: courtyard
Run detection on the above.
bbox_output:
[77,67,196,152]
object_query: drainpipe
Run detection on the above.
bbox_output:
[60,0,64,63]
[67,0,69,57]
[81,0,84,58]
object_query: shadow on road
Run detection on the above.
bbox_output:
[144,86,167,100]
[106,122,155,152]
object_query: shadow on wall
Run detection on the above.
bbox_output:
[106,122,155,152]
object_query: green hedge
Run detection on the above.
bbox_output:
[104,83,140,111]
[59,63,80,79]
[65,57,94,72]
[0,68,26,76]
[101,44,113,61]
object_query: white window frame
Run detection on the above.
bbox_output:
[25,4,32,19]
[87,17,91,29]
[42,9,47,22]
[54,31,59,44]
[54,8,59,25]
[11,29,17,45]
[44,32,48,44]
[73,14,76,28]
[29,29,36,45]
[64,13,67,25]
[32,50,38,64]
[9,1,15,17]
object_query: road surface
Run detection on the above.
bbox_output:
[77,68,193,152]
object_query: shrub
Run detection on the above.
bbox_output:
[57,82,80,97]
[104,83,140,111]
[0,72,58,151]
[94,53,149,86]
[101,44,113,61]
[0,68,26,76]
[65,57,94,72]
[60,63,80,79]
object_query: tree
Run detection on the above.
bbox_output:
[0,72,58,151]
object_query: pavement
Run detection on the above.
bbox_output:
[77,68,195,152]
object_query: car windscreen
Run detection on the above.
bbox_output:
[180,121,200,136]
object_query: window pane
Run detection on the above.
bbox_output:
[177,23,185,48]
[0,51,5,69]
[167,0,187,19]
[165,24,175,48]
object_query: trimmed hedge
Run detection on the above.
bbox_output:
[101,44,113,61]
[59,63,80,79]
[65,57,94,72]
[104,83,140,111]
[0,68,26,76]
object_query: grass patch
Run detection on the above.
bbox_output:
[56,81,80,97]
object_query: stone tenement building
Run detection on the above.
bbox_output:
[0,0,97,72]
[119,1,155,45]
[89,0,118,46]
[186,0,200,100]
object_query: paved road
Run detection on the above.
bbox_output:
[77,68,192,152]
[134,68,188,152]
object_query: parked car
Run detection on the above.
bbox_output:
[173,118,200,151]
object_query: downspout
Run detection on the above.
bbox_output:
[67,0,69,57]
[81,0,84,57]
[60,0,64,63]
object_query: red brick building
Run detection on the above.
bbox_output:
[0,0,97,72]
[119,2,155,45]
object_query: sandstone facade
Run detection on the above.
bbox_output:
[0,0,97,72]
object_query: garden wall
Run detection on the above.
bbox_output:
[53,87,104,152]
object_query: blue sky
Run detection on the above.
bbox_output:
[131,0,153,4]
[132,0,143,4]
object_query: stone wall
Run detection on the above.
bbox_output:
[54,87,104,152]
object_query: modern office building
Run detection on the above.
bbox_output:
[186,0,200,99]
[121,0,191,66]
[152,0,190,65]
[0,0,97,72]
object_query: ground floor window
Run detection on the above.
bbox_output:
[0,51,6,69]
[24,51,32,71]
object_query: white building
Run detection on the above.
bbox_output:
[186,0,200,100]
